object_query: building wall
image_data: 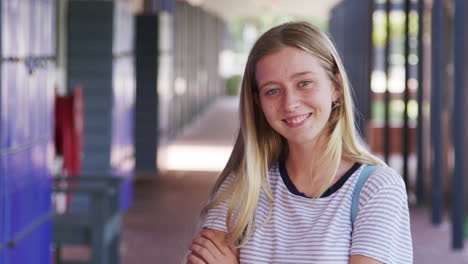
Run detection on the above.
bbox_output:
[0,0,55,263]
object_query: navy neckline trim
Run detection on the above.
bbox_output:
[278,161,362,198]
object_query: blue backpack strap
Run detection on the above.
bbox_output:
[351,165,378,225]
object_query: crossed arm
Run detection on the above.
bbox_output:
[187,229,239,264]
[187,229,383,264]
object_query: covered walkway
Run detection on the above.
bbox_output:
[1,0,467,263]
[122,96,238,263]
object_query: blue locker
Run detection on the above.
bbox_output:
[1,0,55,263]
[30,68,39,141]
[8,148,41,264]
[8,62,17,148]
[1,3,6,262]
[3,153,12,264]
[6,62,17,149]
[27,69,34,143]
[9,0,18,58]
[1,0,7,57]
[39,0,45,56]
[38,0,45,56]
[9,151,23,235]
[10,168,39,264]
[29,0,37,57]
[14,62,28,147]
[19,0,28,58]
[41,67,48,139]
[2,0,11,57]
[43,0,48,55]
[13,0,21,58]
[49,64,55,136]
[46,0,55,56]
[45,0,49,55]
[1,63,9,150]
[40,67,47,139]
[0,154,6,264]
[24,63,32,145]
[38,68,44,141]
[37,67,44,140]
[41,100,53,264]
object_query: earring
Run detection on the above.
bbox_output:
[332,100,341,109]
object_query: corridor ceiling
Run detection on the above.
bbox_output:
[185,0,343,20]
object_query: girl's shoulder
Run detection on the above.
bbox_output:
[363,165,405,188]
[358,164,408,203]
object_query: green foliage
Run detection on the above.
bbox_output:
[371,99,418,122]
[372,12,388,47]
[225,75,242,96]
[372,10,420,48]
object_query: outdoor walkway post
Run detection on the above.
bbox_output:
[384,0,391,163]
[416,0,425,205]
[135,14,159,173]
[402,0,410,186]
[430,0,443,226]
[451,0,465,250]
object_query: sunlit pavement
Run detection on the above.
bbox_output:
[121,96,468,264]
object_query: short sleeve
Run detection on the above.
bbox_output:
[350,166,413,263]
[202,173,235,233]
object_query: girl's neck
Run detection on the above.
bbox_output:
[284,133,354,197]
[285,136,327,182]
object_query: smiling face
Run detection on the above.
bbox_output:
[255,46,339,147]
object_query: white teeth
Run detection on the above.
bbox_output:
[286,114,310,124]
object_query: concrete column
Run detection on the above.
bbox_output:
[135,14,159,173]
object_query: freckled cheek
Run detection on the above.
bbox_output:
[261,104,279,122]
[305,96,330,112]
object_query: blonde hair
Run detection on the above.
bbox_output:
[201,21,385,247]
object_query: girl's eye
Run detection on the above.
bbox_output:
[299,80,311,87]
[265,88,280,96]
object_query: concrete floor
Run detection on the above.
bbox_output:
[121,170,217,264]
[120,96,468,264]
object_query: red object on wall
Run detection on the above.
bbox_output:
[54,85,84,176]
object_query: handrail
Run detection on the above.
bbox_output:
[53,185,116,196]
[0,136,49,156]
[0,210,54,251]
[53,175,124,183]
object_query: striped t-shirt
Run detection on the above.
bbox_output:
[203,163,413,263]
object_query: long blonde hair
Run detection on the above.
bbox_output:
[201,21,385,247]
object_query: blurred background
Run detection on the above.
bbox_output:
[0,0,467,263]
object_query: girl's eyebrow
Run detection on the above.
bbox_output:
[258,81,279,90]
[258,71,316,90]
[290,71,315,78]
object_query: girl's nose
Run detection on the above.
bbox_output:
[283,90,300,112]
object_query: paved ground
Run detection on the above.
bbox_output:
[120,96,468,264]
